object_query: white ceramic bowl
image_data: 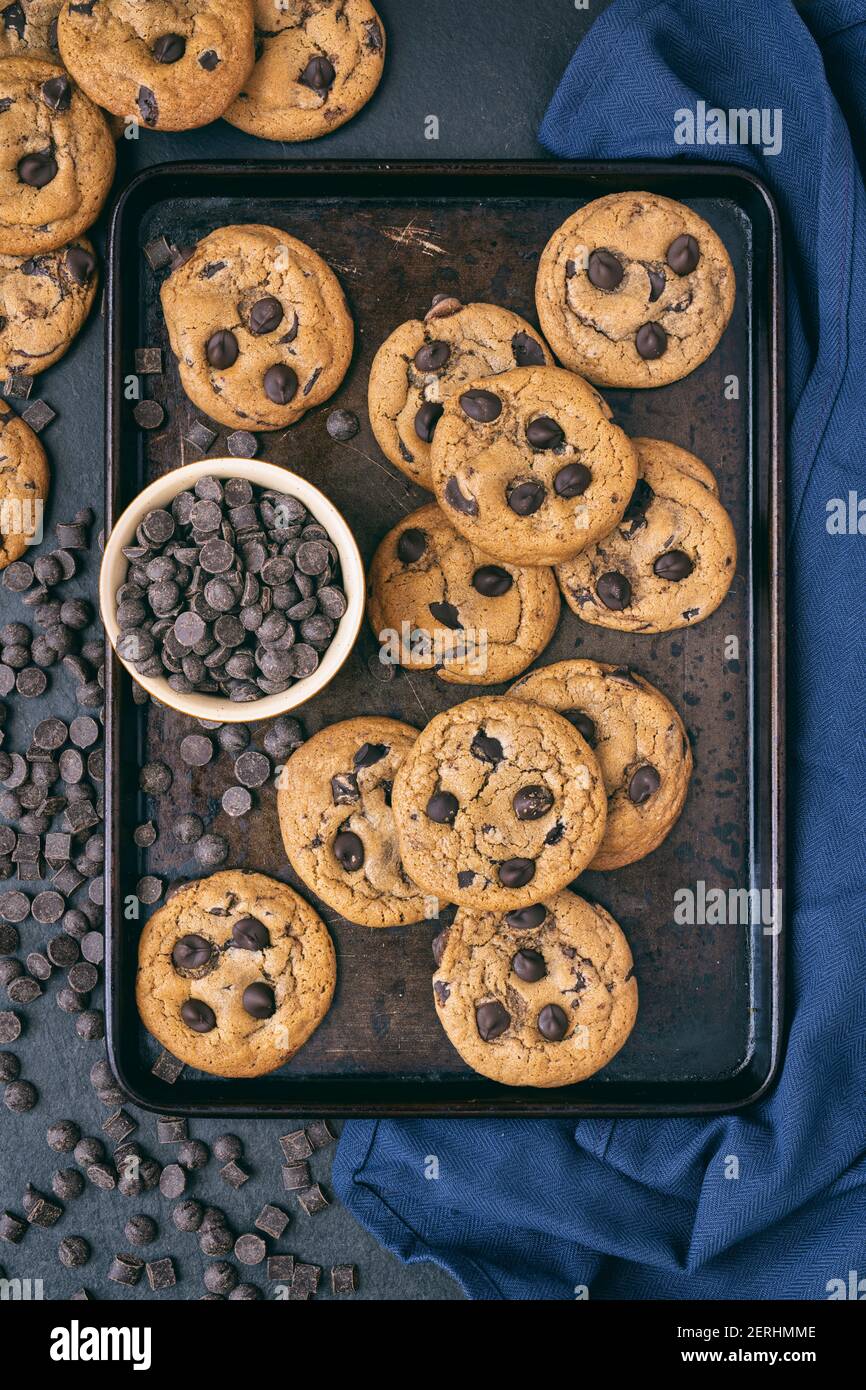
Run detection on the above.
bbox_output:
[99,458,365,723]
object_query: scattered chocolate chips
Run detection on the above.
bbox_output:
[325,408,359,442]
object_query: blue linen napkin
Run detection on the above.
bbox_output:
[334,0,866,1299]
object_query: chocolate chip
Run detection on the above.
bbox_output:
[635,322,667,360]
[226,429,258,458]
[333,830,363,871]
[199,49,220,71]
[507,479,545,515]
[242,983,275,1019]
[622,478,654,532]
[326,409,359,441]
[300,55,335,90]
[180,734,213,766]
[235,1233,266,1266]
[513,949,546,982]
[460,388,501,422]
[470,729,502,764]
[263,364,298,405]
[222,785,252,818]
[206,330,238,369]
[426,791,458,825]
[653,549,694,580]
[648,267,665,301]
[180,999,216,1033]
[476,1000,509,1041]
[414,340,450,372]
[596,572,632,610]
[628,764,661,804]
[428,600,461,629]
[512,331,546,366]
[444,477,477,516]
[234,750,270,788]
[667,233,700,275]
[538,1003,568,1041]
[138,86,158,125]
[232,917,270,950]
[587,249,623,290]
[41,76,70,112]
[172,935,212,972]
[18,150,57,187]
[172,813,203,845]
[512,785,554,821]
[153,33,185,63]
[472,565,512,597]
[526,416,563,450]
[554,463,591,498]
[193,834,227,869]
[499,858,536,888]
[414,401,443,442]
[397,528,427,564]
[564,710,596,746]
[249,297,283,335]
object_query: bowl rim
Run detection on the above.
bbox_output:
[99,457,365,723]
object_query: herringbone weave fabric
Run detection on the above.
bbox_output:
[334,0,866,1299]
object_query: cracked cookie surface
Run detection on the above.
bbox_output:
[429,365,637,566]
[536,191,735,388]
[225,0,385,143]
[57,0,254,131]
[368,298,552,489]
[392,695,607,911]
[0,398,49,570]
[0,55,114,254]
[160,223,353,431]
[367,503,560,686]
[278,716,428,928]
[432,891,637,1087]
[0,1,62,56]
[510,659,692,870]
[0,235,96,377]
[136,869,335,1078]
[557,437,737,633]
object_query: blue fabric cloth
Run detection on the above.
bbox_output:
[334,0,866,1299]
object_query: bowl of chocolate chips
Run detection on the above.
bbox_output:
[100,459,364,721]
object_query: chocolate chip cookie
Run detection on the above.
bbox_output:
[511,659,692,870]
[57,0,254,131]
[0,398,49,570]
[0,56,115,255]
[224,0,385,143]
[432,891,637,1087]
[160,224,353,431]
[392,696,607,911]
[536,192,736,388]
[429,365,637,566]
[367,503,560,686]
[557,437,737,632]
[0,236,97,378]
[277,717,428,928]
[368,297,552,489]
[136,870,336,1078]
[0,1,62,56]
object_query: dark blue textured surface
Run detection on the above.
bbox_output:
[335,0,866,1299]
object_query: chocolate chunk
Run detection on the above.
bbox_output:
[137,86,158,125]
[459,388,501,422]
[628,764,661,804]
[635,322,667,360]
[647,267,665,301]
[513,949,546,982]
[554,463,591,498]
[428,600,461,629]
[471,564,512,597]
[180,999,216,1033]
[513,785,554,820]
[596,571,632,610]
[263,364,298,404]
[621,478,654,532]
[300,55,335,90]
[414,401,443,442]
[333,830,363,871]
[231,917,270,950]
[564,709,596,746]
[242,983,275,1019]
[476,1000,509,1040]
[206,329,238,369]
[153,33,185,63]
[307,1119,335,1150]
[249,296,283,335]
[397,527,427,564]
[507,479,545,515]
[499,858,535,888]
[426,791,458,825]
[526,416,563,450]
[41,76,70,112]
[332,1264,357,1295]
[587,248,623,290]
[297,1185,329,1216]
[18,150,57,187]
[470,729,503,764]
[414,340,450,371]
[512,331,546,366]
[172,935,212,972]
[354,742,387,769]
[667,233,700,275]
[443,477,477,515]
[256,1204,289,1239]
[538,1003,568,1040]
[653,549,694,580]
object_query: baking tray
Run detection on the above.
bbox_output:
[104,160,784,1116]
